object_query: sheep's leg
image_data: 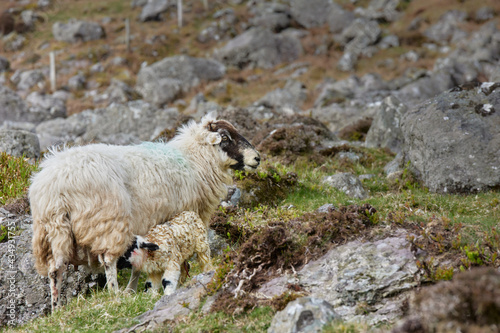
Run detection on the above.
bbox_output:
[49,257,67,311]
[145,272,162,293]
[100,253,119,292]
[161,262,181,296]
[125,269,141,293]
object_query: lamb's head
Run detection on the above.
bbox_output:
[117,236,159,271]
[204,117,261,172]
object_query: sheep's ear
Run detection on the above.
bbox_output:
[201,111,218,127]
[206,132,222,145]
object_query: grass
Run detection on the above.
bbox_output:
[7,290,161,333]
[169,306,275,333]
[0,153,38,205]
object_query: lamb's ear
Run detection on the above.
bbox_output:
[137,236,159,252]
[206,132,222,145]
[201,111,218,128]
[140,242,159,252]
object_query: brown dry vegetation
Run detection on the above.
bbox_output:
[209,204,378,314]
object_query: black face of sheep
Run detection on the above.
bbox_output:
[208,120,261,171]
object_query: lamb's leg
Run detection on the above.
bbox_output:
[49,257,67,311]
[125,269,141,293]
[161,262,181,296]
[100,253,119,292]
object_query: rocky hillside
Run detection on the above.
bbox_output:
[1,0,500,332]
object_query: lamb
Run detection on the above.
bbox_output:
[117,211,213,295]
[29,112,260,309]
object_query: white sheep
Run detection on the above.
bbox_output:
[117,211,213,295]
[29,113,260,309]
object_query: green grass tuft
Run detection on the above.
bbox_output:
[0,153,38,206]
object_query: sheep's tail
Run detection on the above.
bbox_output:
[32,210,73,277]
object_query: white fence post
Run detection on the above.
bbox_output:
[178,0,183,28]
[49,51,56,92]
[126,18,130,52]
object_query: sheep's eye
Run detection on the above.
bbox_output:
[221,134,228,141]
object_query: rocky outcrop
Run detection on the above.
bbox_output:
[0,86,65,128]
[424,10,467,44]
[401,82,500,193]
[0,130,40,158]
[35,100,179,149]
[258,233,419,325]
[214,27,303,70]
[0,211,97,326]
[52,20,105,43]
[136,55,226,106]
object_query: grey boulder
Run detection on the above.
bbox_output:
[424,10,467,44]
[268,297,340,333]
[256,79,307,112]
[214,27,303,70]
[290,0,332,29]
[52,20,105,43]
[401,82,500,193]
[0,214,97,326]
[0,86,62,126]
[139,0,173,22]
[26,92,67,120]
[136,55,225,106]
[0,129,40,158]
[355,0,401,22]
[323,172,368,199]
[11,69,45,91]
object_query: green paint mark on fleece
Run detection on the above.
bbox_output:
[139,142,189,168]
